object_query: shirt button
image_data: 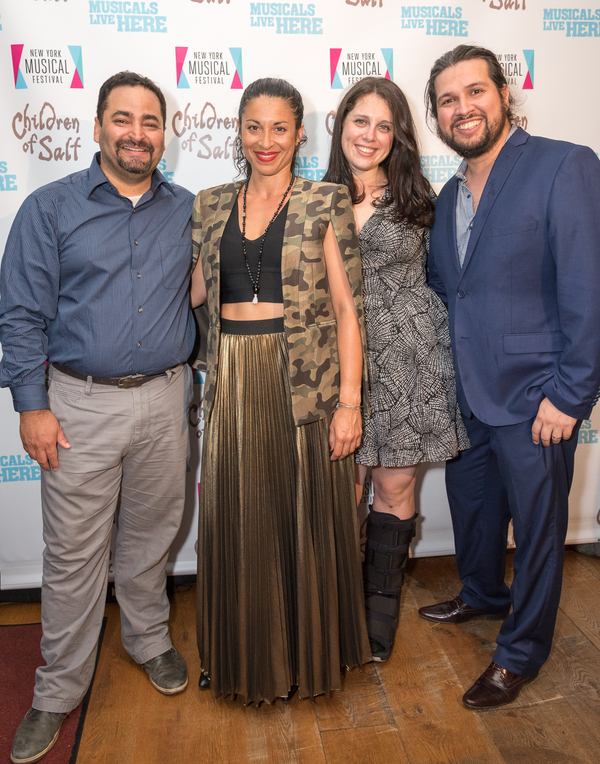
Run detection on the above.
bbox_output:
[134,240,139,245]
[138,307,143,313]
[457,290,466,298]
[137,273,141,278]
[137,342,142,348]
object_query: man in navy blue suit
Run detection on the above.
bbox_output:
[420,44,600,708]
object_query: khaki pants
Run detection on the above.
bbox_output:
[33,363,192,713]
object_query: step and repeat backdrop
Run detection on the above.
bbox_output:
[1,0,600,588]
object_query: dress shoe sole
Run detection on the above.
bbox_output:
[148,676,188,695]
[462,674,537,710]
[418,610,509,625]
[10,723,64,764]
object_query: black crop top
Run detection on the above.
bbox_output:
[220,198,288,304]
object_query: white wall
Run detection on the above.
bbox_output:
[1,0,599,587]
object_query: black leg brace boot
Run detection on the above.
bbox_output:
[364,510,417,662]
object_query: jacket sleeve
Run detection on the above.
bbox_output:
[329,184,363,303]
[541,145,600,419]
[427,196,448,306]
[191,190,202,271]
[328,183,371,413]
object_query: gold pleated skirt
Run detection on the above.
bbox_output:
[196,322,371,704]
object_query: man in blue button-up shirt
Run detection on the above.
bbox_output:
[0,72,195,763]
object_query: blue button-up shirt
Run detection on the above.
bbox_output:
[455,162,476,268]
[0,153,195,412]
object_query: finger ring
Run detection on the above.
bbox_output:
[552,436,561,442]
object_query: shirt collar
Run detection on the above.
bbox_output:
[85,151,174,198]
[455,124,518,184]
[456,159,468,184]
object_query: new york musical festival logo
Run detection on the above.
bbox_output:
[176,47,243,89]
[330,48,393,89]
[12,45,84,89]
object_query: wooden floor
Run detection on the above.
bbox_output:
[2,549,600,764]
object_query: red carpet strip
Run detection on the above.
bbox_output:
[0,619,106,763]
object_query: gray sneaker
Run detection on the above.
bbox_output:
[142,647,188,695]
[11,708,66,764]
[573,542,600,557]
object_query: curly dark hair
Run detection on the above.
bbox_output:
[97,71,166,127]
[233,78,308,178]
[324,77,434,229]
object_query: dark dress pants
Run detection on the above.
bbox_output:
[445,413,579,676]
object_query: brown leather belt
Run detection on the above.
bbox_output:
[52,363,170,389]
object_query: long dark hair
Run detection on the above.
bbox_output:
[324,77,434,229]
[233,77,308,179]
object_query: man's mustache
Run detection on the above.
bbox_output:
[116,139,153,152]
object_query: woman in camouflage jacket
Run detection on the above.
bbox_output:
[190,78,371,705]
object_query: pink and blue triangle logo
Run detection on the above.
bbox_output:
[69,46,84,89]
[522,49,534,89]
[11,45,27,89]
[230,48,243,90]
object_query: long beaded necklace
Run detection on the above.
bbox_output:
[241,173,295,304]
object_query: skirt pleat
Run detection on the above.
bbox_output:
[197,329,370,704]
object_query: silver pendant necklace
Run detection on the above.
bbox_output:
[241,174,294,304]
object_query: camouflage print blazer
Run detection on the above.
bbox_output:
[191,178,369,427]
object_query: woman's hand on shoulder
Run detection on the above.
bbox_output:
[329,406,362,460]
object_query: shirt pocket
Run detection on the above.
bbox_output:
[159,239,192,290]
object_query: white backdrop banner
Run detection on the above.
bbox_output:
[1,0,599,588]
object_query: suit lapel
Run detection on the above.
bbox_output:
[446,178,461,273]
[460,135,526,276]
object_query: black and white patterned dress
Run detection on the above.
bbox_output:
[356,197,469,468]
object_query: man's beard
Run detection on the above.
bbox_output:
[437,104,509,159]
[115,139,154,175]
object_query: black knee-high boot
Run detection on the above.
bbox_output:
[364,510,417,662]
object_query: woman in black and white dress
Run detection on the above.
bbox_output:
[325,77,469,662]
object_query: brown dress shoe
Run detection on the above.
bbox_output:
[418,596,507,624]
[462,662,537,709]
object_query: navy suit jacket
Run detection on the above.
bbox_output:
[428,127,600,426]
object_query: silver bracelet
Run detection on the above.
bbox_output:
[336,401,361,411]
